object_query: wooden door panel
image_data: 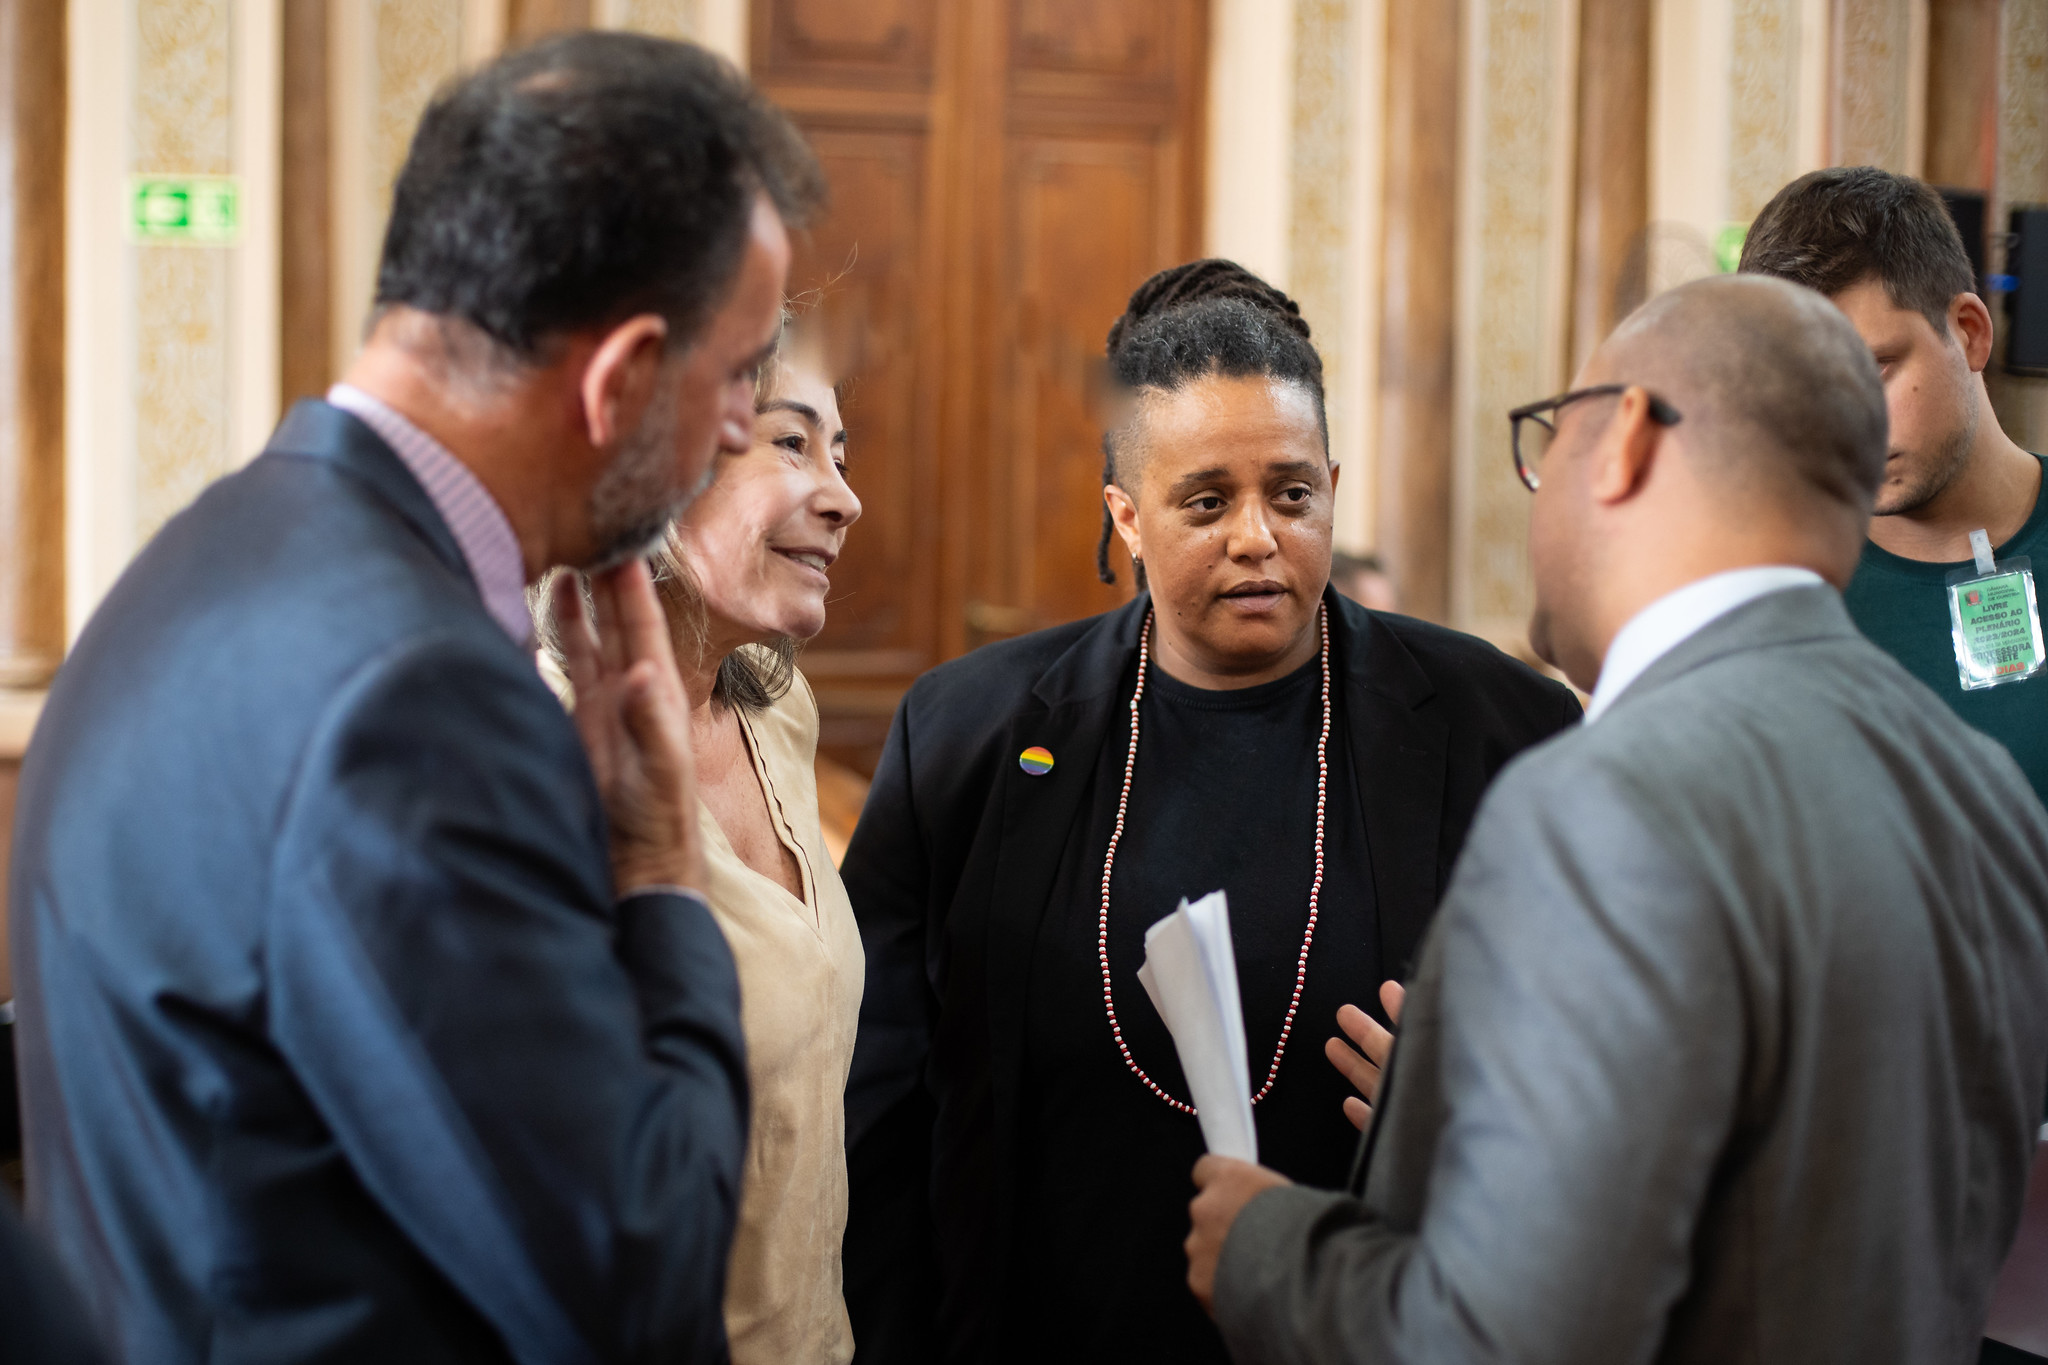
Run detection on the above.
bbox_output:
[753,0,1203,772]
[773,121,941,765]
[1001,134,1172,626]
[757,0,939,87]
[788,124,932,659]
[1010,0,1181,95]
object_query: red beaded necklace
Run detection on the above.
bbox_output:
[1095,602,1332,1115]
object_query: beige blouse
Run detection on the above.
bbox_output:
[698,672,865,1365]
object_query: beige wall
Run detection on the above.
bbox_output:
[66,0,280,639]
[1206,0,1385,557]
[61,0,746,640]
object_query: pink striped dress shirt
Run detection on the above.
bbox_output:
[328,384,533,646]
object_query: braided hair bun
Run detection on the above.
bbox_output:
[1105,258,1313,356]
[1096,259,1327,585]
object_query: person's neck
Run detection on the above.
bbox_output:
[1575,521,1849,691]
[339,333,572,582]
[1868,397,2039,563]
[680,623,759,741]
[1148,609,1322,691]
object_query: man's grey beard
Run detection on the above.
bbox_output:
[583,384,714,572]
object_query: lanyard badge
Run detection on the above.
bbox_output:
[1946,528,2046,690]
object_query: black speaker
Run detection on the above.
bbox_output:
[1939,187,1988,284]
[2008,207,2048,378]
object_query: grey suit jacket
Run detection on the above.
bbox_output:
[1214,586,2048,1365]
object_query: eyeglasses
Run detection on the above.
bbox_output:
[1508,385,1683,491]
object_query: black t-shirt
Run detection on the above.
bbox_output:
[1014,652,1381,1362]
[1844,455,2048,808]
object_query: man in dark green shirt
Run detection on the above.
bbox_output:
[1743,167,2048,807]
[1744,166,2048,1365]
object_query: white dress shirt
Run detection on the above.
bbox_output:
[1584,566,1825,723]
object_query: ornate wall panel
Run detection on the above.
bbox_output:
[2000,0,2048,205]
[1451,0,1577,641]
[1833,0,1925,174]
[329,1,469,375]
[68,0,278,633]
[1290,0,1364,547]
[1728,0,1801,218]
[131,0,234,544]
[603,0,705,38]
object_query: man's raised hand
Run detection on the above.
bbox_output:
[553,562,704,896]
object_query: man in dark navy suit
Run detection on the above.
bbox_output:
[10,34,822,1363]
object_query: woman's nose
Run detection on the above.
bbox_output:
[1228,503,1278,558]
[816,465,862,527]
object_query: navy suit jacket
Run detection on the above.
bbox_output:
[10,401,749,1363]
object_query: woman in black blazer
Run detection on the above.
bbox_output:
[840,262,1581,1365]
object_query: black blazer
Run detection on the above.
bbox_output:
[11,402,748,1363]
[839,588,1582,1363]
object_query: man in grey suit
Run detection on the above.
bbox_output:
[1183,273,2048,1363]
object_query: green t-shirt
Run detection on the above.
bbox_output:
[1843,454,2048,808]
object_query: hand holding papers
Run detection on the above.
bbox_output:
[1137,890,1257,1162]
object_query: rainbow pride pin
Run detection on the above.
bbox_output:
[1018,745,1055,777]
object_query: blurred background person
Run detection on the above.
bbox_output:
[1328,551,1400,613]
[1188,273,2048,1365]
[544,325,866,1365]
[840,260,1579,1365]
[1742,167,2048,806]
[9,34,821,1362]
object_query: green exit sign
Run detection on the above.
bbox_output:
[129,175,240,244]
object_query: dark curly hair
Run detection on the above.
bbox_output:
[1096,259,1327,585]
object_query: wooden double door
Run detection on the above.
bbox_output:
[752,0,1207,773]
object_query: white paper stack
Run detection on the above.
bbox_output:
[1136,890,1258,1162]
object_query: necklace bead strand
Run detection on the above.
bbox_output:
[1095,602,1332,1116]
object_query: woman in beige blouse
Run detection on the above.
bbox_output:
[650,340,865,1363]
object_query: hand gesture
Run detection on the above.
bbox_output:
[1185,1155,1291,1313]
[1325,980,1405,1131]
[552,562,704,896]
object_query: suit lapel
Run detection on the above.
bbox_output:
[980,598,1146,1273]
[1329,591,1449,980]
[265,399,472,584]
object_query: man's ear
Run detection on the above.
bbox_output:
[580,314,669,451]
[1105,484,1143,564]
[1588,386,1663,506]
[1952,291,1996,373]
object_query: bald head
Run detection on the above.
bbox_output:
[1593,274,1887,510]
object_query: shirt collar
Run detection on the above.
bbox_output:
[326,384,533,646]
[1585,566,1826,723]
